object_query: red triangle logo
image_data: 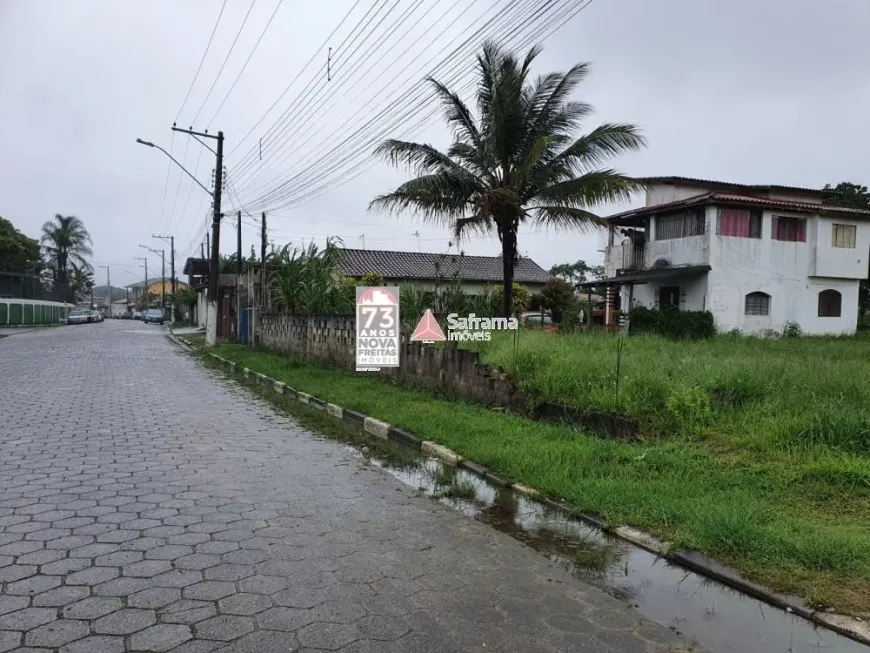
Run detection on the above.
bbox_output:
[410,309,446,342]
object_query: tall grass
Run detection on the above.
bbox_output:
[470,330,870,457]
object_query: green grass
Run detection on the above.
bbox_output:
[196,340,870,615]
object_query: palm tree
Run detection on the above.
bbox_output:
[370,41,647,318]
[40,215,93,300]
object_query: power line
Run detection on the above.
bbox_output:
[227,0,366,159]
[233,0,507,200]
[190,0,259,126]
[238,0,543,210]
[175,0,229,123]
[245,0,592,214]
[154,131,176,233]
[165,136,192,234]
[230,0,394,181]
[205,0,286,127]
[231,0,443,190]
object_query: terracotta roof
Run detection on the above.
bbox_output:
[638,176,823,196]
[606,192,870,225]
[338,248,551,284]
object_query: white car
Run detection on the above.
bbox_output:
[66,309,93,324]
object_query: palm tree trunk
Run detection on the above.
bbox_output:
[501,227,517,318]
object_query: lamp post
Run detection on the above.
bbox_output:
[137,129,223,345]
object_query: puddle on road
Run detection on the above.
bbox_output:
[209,363,868,653]
[350,444,866,653]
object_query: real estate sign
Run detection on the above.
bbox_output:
[355,286,400,371]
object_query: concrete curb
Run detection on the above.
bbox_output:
[178,337,869,648]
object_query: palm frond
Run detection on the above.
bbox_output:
[525,205,607,233]
[368,172,479,222]
[545,123,648,175]
[372,139,478,181]
[535,169,646,207]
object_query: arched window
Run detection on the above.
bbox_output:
[818,290,842,318]
[744,292,770,316]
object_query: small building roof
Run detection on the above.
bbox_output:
[606,192,870,227]
[337,248,551,285]
[183,257,210,276]
[638,176,824,197]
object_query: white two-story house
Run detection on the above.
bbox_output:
[597,176,870,335]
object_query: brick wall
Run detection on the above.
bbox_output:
[257,313,521,409]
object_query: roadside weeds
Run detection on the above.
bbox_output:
[170,332,870,646]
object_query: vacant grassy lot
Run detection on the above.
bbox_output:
[190,334,870,616]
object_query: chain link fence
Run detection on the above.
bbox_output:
[0,271,70,303]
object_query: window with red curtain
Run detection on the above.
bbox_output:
[718,209,763,238]
[718,209,750,237]
[772,217,806,242]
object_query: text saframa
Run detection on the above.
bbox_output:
[446,313,518,341]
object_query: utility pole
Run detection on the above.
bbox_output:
[200,242,205,258]
[260,212,267,309]
[236,211,242,342]
[172,125,224,346]
[139,245,165,313]
[98,265,110,317]
[153,234,175,323]
[134,257,148,312]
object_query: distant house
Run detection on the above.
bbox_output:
[126,278,189,305]
[337,248,552,294]
[595,176,870,334]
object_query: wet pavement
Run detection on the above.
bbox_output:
[0,321,701,652]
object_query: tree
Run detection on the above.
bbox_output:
[0,217,41,273]
[70,268,94,304]
[821,182,870,209]
[370,41,646,318]
[549,259,605,287]
[40,214,93,300]
[540,277,575,323]
[822,182,870,313]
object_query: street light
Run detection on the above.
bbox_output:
[136,138,212,196]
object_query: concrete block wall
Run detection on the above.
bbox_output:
[257,313,519,409]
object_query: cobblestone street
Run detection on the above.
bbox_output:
[0,322,701,652]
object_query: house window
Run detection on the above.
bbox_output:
[656,209,706,240]
[659,286,680,309]
[832,223,857,248]
[772,216,806,242]
[744,292,770,316]
[818,289,842,318]
[718,209,762,238]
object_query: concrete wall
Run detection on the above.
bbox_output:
[645,184,707,206]
[810,216,870,279]
[0,299,73,325]
[257,313,518,409]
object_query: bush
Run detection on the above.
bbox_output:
[360,272,385,286]
[540,278,575,324]
[629,306,715,340]
[495,282,532,317]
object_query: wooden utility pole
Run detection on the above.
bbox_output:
[171,125,224,345]
[153,234,175,322]
[260,212,267,309]
[237,210,242,342]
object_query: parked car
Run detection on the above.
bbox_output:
[521,311,557,332]
[143,309,165,325]
[67,308,93,325]
[132,310,143,320]
[89,310,104,323]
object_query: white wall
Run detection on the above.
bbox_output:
[624,274,709,313]
[645,184,709,206]
[810,216,870,279]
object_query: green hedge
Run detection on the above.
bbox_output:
[629,306,715,340]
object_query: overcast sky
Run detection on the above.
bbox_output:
[2,0,869,288]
